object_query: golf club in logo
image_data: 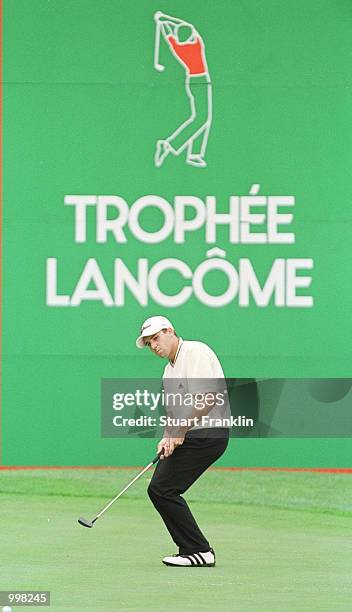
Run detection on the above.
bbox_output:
[153,11,212,168]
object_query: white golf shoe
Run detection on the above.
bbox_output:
[162,548,215,567]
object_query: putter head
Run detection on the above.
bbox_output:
[78,516,95,528]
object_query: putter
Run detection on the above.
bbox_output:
[78,449,163,528]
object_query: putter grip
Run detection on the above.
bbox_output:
[152,449,164,464]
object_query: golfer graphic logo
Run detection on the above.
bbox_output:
[153,11,212,168]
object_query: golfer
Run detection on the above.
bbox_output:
[136,315,229,567]
[154,11,212,168]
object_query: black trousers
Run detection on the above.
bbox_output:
[147,428,229,555]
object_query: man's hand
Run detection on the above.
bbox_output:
[157,436,184,459]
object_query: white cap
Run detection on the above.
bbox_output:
[136,316,174,348]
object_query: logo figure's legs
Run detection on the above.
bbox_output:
[156,74,212,167]
[187,126,208,166]
[186,78,212,167]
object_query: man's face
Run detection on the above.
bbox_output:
[144,328,174,359]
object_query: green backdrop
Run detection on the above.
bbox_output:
[3,0,352,466]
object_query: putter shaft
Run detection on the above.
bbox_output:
[78,450,162,528]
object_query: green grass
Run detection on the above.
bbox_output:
[1,468,352,611]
